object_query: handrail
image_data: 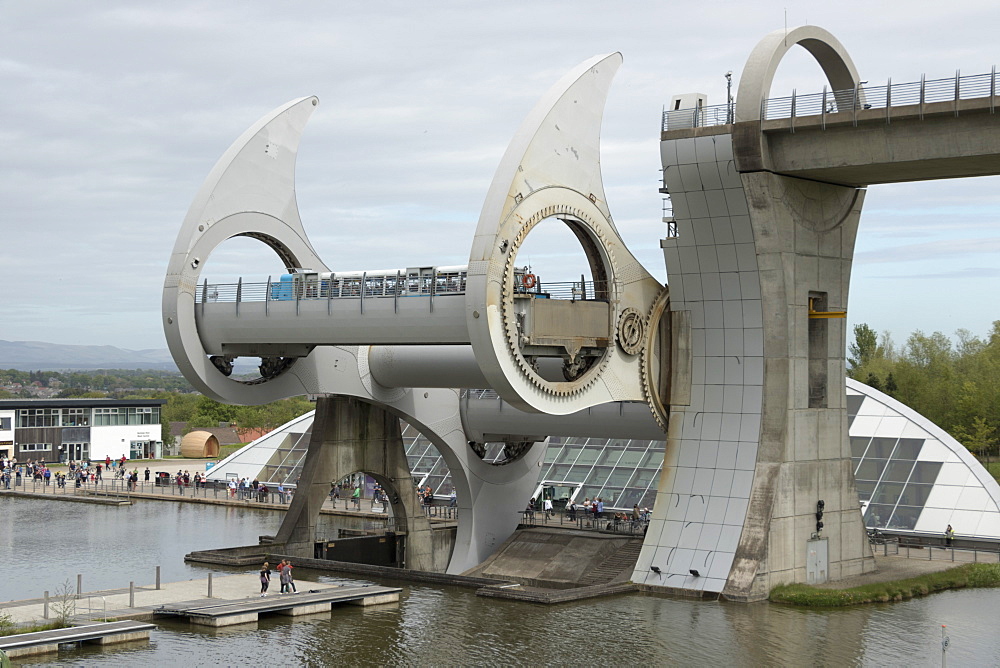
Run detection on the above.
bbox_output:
[194,279,605,304]
[662,68,999,131]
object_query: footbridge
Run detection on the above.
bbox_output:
[164,24,999,601]
[666,67,1000,185]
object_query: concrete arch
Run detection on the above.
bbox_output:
[380,389,545,573]
[274,396,440,571]
[735,25,861,123]
[162,96,330,406]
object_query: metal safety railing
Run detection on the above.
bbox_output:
[520,509,650,535]
[195,278,605,304]
[894,539,1000,564]
[662,102,734,131]
[662,67,999,132]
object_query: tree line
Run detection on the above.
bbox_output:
[0,368,193,395]
[849,320,1000,458]
[161,392,314,440]
[0,368,314,444]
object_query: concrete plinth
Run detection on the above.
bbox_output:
[89,630,151,645]
[347,592,400,606]
[189,613,259,628]
[4,643,60,658]
[274,602,332,616]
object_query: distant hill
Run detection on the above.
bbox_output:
[0,340,177,371]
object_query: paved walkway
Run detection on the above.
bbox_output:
[817,546,1000,589]
[0,574,338,625]
[1,472,458,525]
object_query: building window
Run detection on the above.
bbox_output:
[20,443,52,452]
[17,409,59,428]
[93,408,124,426]
[61,408,90,427]
[127,407,156,425]
[92,406,159,426]
[0,417,10,430]
[63,443,90,461]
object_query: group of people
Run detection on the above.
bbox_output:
[326,481,389,511]
[0,456,151,490]
[258,559,297,597]
[526,496,651,531]
[417,485,434,511]
[174,470,215,491]
[227,477,285,502]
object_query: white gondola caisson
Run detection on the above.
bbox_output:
[270,265,535,300]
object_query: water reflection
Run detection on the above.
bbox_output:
[0,497,280,601]
[5,499,1000,666]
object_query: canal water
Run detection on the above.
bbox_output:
[3,497,1000,666]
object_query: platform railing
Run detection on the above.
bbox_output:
[662,68,998,131]
[196,279,604,304]
[520,509,650,535]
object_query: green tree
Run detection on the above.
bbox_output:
[848,323,882,377]
[953,416,998,461]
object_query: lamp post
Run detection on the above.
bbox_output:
[726,71,733,123]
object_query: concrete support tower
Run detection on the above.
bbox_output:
[632,26,875,600]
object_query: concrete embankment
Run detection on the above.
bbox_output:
[184,526,645,605]
[0,490,130,505]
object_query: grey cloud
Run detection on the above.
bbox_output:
[855,238,1000,264]
[4,1,1000,348]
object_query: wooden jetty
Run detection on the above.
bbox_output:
[154,584,401,627]
[0,621,154,659]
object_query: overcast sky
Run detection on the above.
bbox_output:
[3,1,999,353]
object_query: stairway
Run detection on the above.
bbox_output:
[578,539,643,586]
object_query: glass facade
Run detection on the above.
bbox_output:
[92,406,159,426]
[61,408,89,426]
[210,380,1000,539]
[17,409,60,428]
[16,405,158,428]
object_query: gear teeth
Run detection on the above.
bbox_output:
[639,286,671,432]
[500,203,617,397]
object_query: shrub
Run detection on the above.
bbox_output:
[770,563,1000,607]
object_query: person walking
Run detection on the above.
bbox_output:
[352,485,361,510]
[277,560,288,594]
[285,560,296,593]
[945,524,955,546]
[259,561,272,597]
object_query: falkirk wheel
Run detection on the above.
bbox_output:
[165,26,881,601]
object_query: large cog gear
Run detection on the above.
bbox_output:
[499,201,619,397]
[616,307,645,356]
[640,286,671,432]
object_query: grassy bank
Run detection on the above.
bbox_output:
[0,619,68,637]
[982,460,1000,484]
[769,563,1000,606]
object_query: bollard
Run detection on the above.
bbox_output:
[77,573,83,599]
[156,565,161,590]
[129,581,135,608]
[43,591,49,619]
[208,572,213,598]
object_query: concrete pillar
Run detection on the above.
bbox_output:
[632,25,877,601]
[273,395,437,571]
[633,133,876,599]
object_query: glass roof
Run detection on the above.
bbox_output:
[208,382,1000,534]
